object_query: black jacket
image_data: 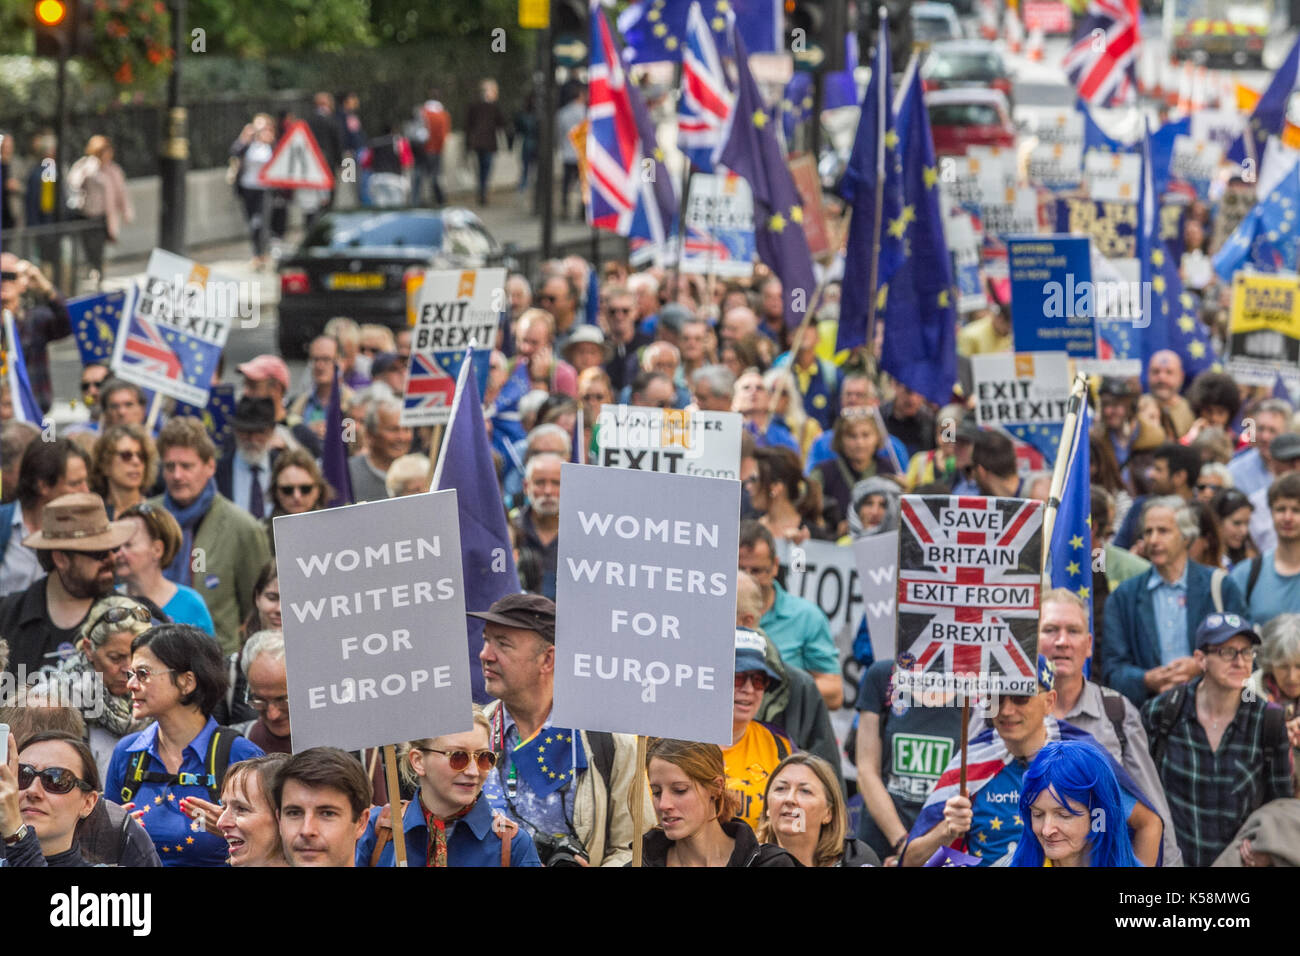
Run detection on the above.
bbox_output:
[841,838,881,867]
[640,819,800,867]
[306,110,344,170]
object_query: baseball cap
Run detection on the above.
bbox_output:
[1270,432,1300,462]
[238,354,290,391]
[1195,612,1261,649]
[467,593,556,643]
[734,628,782,685]
[371,351,403,376]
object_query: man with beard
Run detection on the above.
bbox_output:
[0,494,133,675]
[512,452,561,600]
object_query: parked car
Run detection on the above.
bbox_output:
[275,207,507,357]
[920,39,1014,109]
[926,88,1017,156]
[911,2,962,45]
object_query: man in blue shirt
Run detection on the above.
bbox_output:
[737,521,842,709]
[1228,399,1291,499]
[1230,472,1300,627]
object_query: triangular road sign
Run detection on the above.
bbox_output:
[258,121,335,190]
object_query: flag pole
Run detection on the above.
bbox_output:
[864,6,889,352]
[1041,374,1089,576]
[630,734,647,867]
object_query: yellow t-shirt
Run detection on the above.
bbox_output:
[723,721,793,832]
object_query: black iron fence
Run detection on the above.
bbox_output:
[5,218,109,296]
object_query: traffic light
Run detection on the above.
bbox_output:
[33,0,92,58]
[787,0,852,72]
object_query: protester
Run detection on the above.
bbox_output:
[216,397,280,519]
[1,252,70,412]
[115,502,214,635]
[881,384,936,459]
[268,448,329,532]
[810,409,897,535]
[1142,613,1293,867]
[1214,488,1258,567]
[98,380,147,428]
[1009,741,1141,867]
[1,437,92,597]
[0,730,101,867]
[105,624,263,866]
[471,593,650,866]
[356,708,541,867]
[724,628,795,831]
[970,429,1023,497]
[512,453,561,600]
[1230,472,1300,625]
[1103,496,1246,705]
[734,368,800,453]
[0,493,131,676]
[0,421,39,506]
[464,78,506,206]
[384,453,431,498]
[641,737,797,867]
[1228,399,1292,497]
[273,747,371,867]
[287,336,353,440]
[153,417,269,652]
[212,558,278,728]
[1113,442,1201,549]
[749,447,830,542]
[213,753,290,867]
[66,136,133,279]
[90,424,156,520]
[1147,350,1193,437]
[764,366,822,460]
[756,753,878,867]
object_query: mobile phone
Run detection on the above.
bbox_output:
[0,723,8,766]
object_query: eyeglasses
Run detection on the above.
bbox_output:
[607,306,633,315]
[18,764,93,795]
[127,666,172,685]
[116,449,145,464]
[80,379,105,393]
[1195,483,1223,493]
[416,748,498,772]
[1210,646,1257,663]
[734,672,771,691]
[245,688,290,713]
[74,546,122,562]
[360,345,381,355]
[277,483,315,497]
[538,294,558,303]
[85,603,151,636]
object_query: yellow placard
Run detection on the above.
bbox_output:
[1230,273,1300,338]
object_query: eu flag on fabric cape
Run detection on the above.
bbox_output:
[1212,161,1300,279]
[618,0,781,64]
[511,728,588,798]
[875,58,958,407]
[836,22,903,352]
[715,28,817,329]
[1048,400,1094,636]
[432,346,523,703]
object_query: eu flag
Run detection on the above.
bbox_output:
[174,383,237,452]
[66,290,125,368]
[1227,33,1300,167]
[512,728,588,798]
[1212,162,1300,280]
[1,310,43,425]
[715,28,817,329]
[1048,398,1094,634]
[876,59,958,407]
[617,0,781,64]
[322,365,353,507]
[1078,97,1128,153]
[434,346,523,703]
[836,18,904,352]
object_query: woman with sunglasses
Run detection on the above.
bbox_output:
[104,624,264,867]
[90,424,158,519]
[356,708,541,866]
[48,595,155,776]
[0,730,102,867]
[115,502,215,636]
[724,629,795,833]
[267,449,330,551]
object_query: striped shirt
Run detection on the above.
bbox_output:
[1142,678,1293,868]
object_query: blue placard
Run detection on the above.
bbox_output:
[1007,235,1096,357]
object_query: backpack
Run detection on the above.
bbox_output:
[118,725,241,804]
[1245,554,1265,605]
[1096,682,1130,764]
[1149,683,1288,776]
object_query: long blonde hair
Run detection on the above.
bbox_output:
[756,754,847,867]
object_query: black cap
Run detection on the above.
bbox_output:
[231,396,277,432]
[1271,432,1300,462]
[467,593,556,643]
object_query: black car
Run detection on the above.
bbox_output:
[276,207,507,357]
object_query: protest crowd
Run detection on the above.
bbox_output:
[6,3,1300,878]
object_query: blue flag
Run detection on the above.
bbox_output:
[434,346,522,703]
[1078,98,1128,153]
[66,290,125,369]
[2,309,42,425]
[618,0,780,64]
[583,262,600,326]
[1150,116,1191,200]
[875,60,958,407]
[507,728,587,800]
[836,19,904,352]
[322,365,353,507]
[716,28,818,329]
[781,33,858,141]
[173,383,237,452]
[1212,162,1300,280]
[1048,400,1093,637]
[1228,34,1300,168]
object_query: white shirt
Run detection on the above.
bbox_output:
[232,452,272,518]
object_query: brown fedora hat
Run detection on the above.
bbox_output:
[24,493,136,552]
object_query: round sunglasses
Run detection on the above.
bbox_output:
[19,764,94,795]
[415,748,497,772]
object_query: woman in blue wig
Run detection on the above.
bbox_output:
[1010,740,1140,868]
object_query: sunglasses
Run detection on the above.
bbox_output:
[116,449,144,463]
[277,483,315,497]
[1,270,18,281]
[85,603,151,635]
[1195,482,1222,493]
[75,546,122,562]
[360,345,382,355]
[18,764,93,795]
[734,672,771,691]
[80,379,105,393]
[538,294,558,303]
[416,748,498,772]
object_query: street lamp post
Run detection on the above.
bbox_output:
[158,0,187,253]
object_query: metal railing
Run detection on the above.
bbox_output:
[4,219,109,296]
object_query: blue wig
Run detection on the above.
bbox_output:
[1009,741,1140,868]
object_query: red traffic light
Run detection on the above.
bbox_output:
[35,0,67,27]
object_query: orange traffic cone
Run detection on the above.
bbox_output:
[1163,59,1181,106]
[979,0,999,40]
[1175,61,1193,114]
[1027,25,1045,62]
[1191,64,1208,112]
[1005,6,1024,54]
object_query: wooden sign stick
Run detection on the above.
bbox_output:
[383,744,407,867]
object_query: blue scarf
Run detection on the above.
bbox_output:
[163,479,217,586]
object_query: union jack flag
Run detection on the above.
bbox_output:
[587,2,677,252]
[1062,0,1139,107]
[122,314,184,380]
[404,352,459,414]
[678,1,732,172]
[895,495,1042,693]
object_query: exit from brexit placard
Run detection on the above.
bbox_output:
[1008,234,1096,358]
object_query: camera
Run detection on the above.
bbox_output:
[533,832,589,867]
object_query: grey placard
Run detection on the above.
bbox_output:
[852,532,899,663]
[274,491,473,752]
[551,464,740,746]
